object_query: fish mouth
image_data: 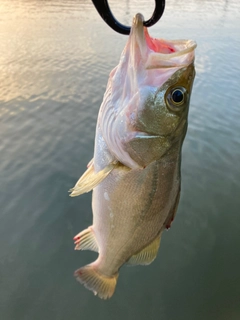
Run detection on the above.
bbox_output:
[131,13,197,69]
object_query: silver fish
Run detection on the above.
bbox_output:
[70,13,197,299]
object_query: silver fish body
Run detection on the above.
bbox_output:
[70,14,196,299]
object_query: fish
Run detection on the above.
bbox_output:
[69,13,197,299]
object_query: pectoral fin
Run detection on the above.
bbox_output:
[69,161,118,197]
[127,234,162,266]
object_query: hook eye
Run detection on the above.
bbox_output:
[91,0,165,35]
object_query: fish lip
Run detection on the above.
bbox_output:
[133,13,145,26]
[145,39,197,69]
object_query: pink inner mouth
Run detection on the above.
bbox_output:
[144,29,176,54]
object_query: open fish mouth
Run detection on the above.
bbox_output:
[131,13,197,69]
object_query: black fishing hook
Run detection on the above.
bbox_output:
[91,0,165,35]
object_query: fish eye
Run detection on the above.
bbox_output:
[166,86,187,111]
[171,88,184,105]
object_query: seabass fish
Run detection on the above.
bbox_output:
[70,13,197,299]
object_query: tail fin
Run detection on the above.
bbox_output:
[74,264,118,299]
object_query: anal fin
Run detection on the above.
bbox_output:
[69,160,118,197]
[127,234,162,266]
[73,227,98,252]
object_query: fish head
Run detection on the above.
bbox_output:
[99,13,197,168]
[138,62,196,139]
[126,14,197,141]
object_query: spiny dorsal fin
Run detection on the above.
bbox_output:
[73,227,98,252]
[69,161,119,197]
[127,234,162,266]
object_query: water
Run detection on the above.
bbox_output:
[0,0,240,319]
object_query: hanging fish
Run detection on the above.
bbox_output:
[70,13,197,299]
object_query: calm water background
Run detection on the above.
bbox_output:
[0,0,240,319]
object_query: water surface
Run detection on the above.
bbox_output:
[0,0,240,319]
